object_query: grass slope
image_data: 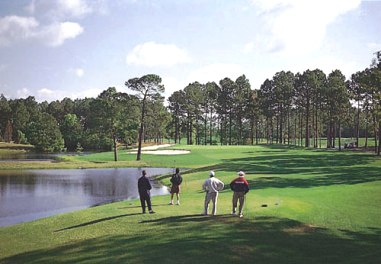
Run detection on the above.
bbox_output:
[0,144,380,263]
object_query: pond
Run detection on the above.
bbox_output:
[0,167,173,227]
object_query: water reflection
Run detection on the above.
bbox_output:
[0,168,173,227]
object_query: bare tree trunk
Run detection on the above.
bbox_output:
[113,132,118,161]
[299,113,303,146]
[356,100,360,147]
[287,109,290,145]
[365,114,368,148]
[338,121,342,151]
[229,110,232,145]
[377,121,381,156]
[270,117,274,144]
[265,117,268,144]
[256,119,259,145]
[279,104,283,144]
[294,115,297,146]
[209,110,213,145]
[374,115,378,154]
[136,98,146,161]
[137,121,144,161]
[175,115,179,144]
[305,100,310,147]
[204,110,207,145]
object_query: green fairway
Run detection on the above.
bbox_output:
[1,144,380,263]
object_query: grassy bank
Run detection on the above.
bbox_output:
[1,144,381,263]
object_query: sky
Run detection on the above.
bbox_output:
[0,0,380,102]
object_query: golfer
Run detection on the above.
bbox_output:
[202,171,224,216]
[169,168,183,205]
[230,171,249,218]
[137,170,155,214]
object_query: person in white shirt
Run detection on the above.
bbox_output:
[202,171,225,216]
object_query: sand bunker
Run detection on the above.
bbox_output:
[129,144,190,155]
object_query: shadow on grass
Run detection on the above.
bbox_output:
[2,216,380,264]
[54,213,142,232]
[55,203,174,232]
[139,214,234,224]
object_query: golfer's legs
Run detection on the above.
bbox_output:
[204,193,211,214]
[232,192,238,212]
[211,192,218,215]
[139,195,146,213]
[146,194,152,211]
[238,193,245,214]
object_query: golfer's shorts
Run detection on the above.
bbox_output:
[170,184,181,194]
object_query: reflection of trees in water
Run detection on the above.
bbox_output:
[0,168,171,199]
[0,168,172,204]
[82,168,171,199]
[0,172,38,197]
[83,173,129,198]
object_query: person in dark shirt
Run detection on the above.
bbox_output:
[138,170,155,214]
[169,168,183,205]
[230,171,249,218]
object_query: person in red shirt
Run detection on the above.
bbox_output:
[230,171,249,218]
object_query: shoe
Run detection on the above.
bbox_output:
[142,212,146,214]
[232,212,236,216]
[149,210,155,214]
[169,202,173,205]
[239,214,243,218]
[176,201,180,205]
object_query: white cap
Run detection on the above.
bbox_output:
[238,171,245,177]
[209,171,215,177]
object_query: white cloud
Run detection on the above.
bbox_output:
[34,87,103,102]
[34,88,68,102]
[17,88,30,99]
[38,88,54,95]
[311,56,359,79]
[41,22,84,47]
[73,88,103,99]
[161,75,186,99]
[0,15,83,47]
[57,0,92,18]
[187,63,244,84]
[251,0,362,54]
[26,0,92,19]
[126,41,192,67]
[0,16,39,46]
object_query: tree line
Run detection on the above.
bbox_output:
[0,75,168,161]
[1,53,380,157]
[167,52,381,155]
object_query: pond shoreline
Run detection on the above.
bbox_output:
[0,144,188,170]
[0,167,174,227]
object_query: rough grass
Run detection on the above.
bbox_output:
[0,144,380,263]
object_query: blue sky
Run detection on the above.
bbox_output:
[0,0,380,102]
